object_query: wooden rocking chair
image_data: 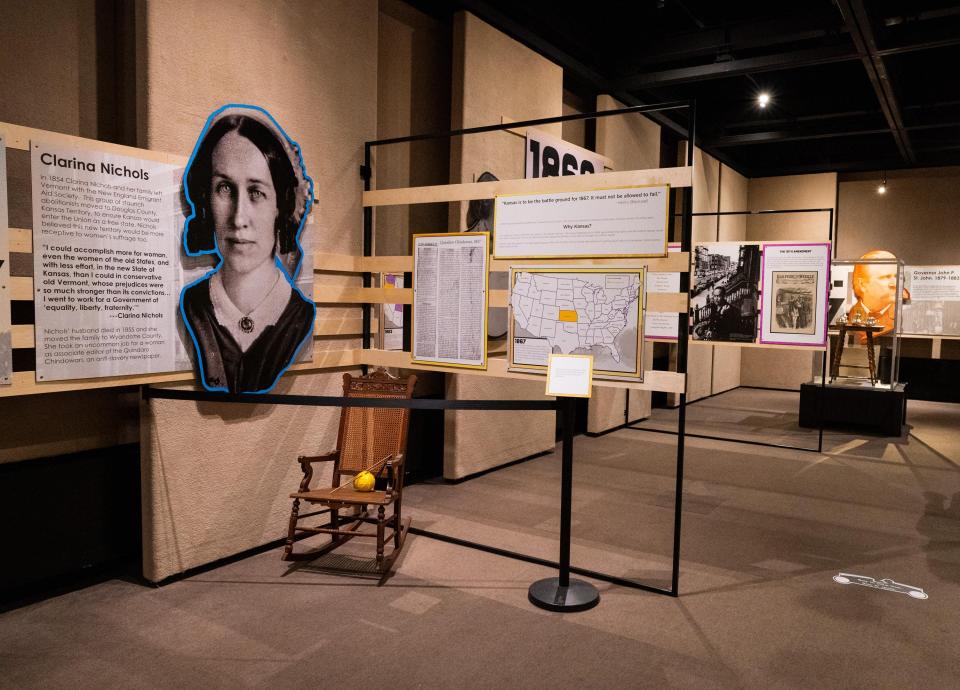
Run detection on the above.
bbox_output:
[283,368,417,572]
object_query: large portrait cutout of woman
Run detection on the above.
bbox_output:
[180,105,315,393]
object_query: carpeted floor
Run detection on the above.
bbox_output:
[1,389,959,688]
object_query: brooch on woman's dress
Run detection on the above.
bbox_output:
[239,316,255,333]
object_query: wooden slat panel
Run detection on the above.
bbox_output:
[0,121,186,164]
[358,348,686,394]
[489,252,689,272]
[313,254,362,272]
[9,228,31,253]
[0,349,361,398]
[314,317,364,336]
[315,286,412,304]
[317,253,689,275]
[647,293,687,313]
[689,339,827,352]
[11,276,33,300]
[11,324,33,349]
[363,166,693,207]
[363,255,413,273]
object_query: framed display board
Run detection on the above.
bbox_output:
[412,232,489,369]
[645,242,682,341]
[759,242,831,346]
[493,185,669,259]
[508,266,644,382]
[691,242,761,343]
[902,266,960,336]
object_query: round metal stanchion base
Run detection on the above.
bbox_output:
[528,577,600,612]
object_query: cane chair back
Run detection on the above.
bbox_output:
[335,370,416,483]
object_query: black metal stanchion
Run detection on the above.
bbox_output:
[528,397,600,612]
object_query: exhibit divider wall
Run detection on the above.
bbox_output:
[357,101,696,598]
[0,101,697,601]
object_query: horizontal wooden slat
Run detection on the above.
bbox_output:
[11,276,33,300]
[9,320,362,351]
[364,255,413,273]
[313,254,362,272]
[647,293,688,313]
[0,349,361,398]
[12,234,687,277]
[11,324,33,349]
[0,121,186,164]
[489,252,689,273]
[690,339,827,352]
[9,228,31,253]
[314,318,364,336]
[316,286,412,304]
[358,348,686,394]
[363,166,692,208]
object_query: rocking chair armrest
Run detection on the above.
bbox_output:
[297,451,339,464]
[384,453,405,496]
[295,451,339,493]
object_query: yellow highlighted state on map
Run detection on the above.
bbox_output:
[558,310,578,323]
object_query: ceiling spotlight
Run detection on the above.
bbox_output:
[877,172,887,195]
[757,92,771,108]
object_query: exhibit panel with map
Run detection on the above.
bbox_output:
[508,266,644,381]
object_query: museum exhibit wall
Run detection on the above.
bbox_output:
[587,94,659,432]
[138,0,378,581]
[443,12,559,480]
[837,167,960,264]
[740,172,837,389]
[711,164,749,395]
[0,0,141,464]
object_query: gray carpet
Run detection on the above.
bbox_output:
[1,390,959,688]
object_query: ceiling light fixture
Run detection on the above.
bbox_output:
[757,92,771,109]
[877,171,887,195]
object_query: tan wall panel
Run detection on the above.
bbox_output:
[375,0,450,256]
[0,1,98,137]
[139,0,378,580]
[712,164,749,394]
[0,1,140,462]
[588,94,661,432]
[686,147,720,401]
[445,12,560,477]
[141,374,346,582]
[837,167,960,264]
[742,172,836,389]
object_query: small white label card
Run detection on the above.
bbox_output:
[545,354,594,398]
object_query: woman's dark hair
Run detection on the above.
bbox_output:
[185,114,301,254]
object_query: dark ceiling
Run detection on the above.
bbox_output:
[410,0,960,177]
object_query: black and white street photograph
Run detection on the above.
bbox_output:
[692,242,761,342]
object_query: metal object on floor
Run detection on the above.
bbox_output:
[529,398,600,612]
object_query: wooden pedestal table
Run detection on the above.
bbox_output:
[829,323,885,384]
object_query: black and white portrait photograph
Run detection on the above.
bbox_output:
[772,271,817,335]
[179,105,315,394]
[691,242,761,342]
